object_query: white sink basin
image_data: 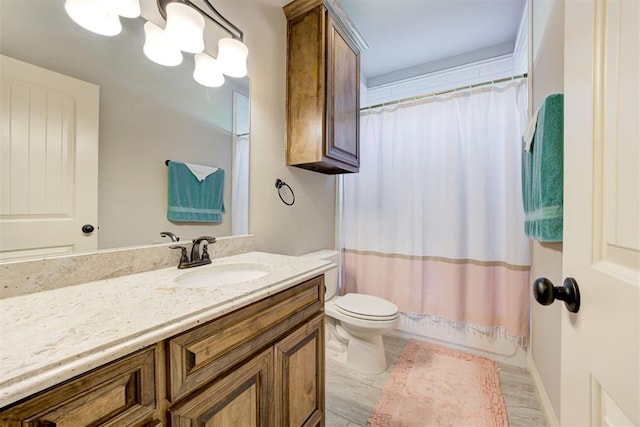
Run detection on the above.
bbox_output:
[175,262,273,288]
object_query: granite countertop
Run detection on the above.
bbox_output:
[0,251,331,408]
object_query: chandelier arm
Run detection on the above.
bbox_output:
[157,0,243,41]
[202,0,244,41]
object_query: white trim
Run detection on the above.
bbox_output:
[365,54,517,106]
[529,356,560,427]
[513,0,529,75]
[359,79,368,108]
[335,175,344,292]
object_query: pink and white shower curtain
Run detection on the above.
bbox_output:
[342,79,531,344]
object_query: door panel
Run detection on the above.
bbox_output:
[169,348,273,427]
[274,314,324,427]
[326,18,359,168]
[0,55,99,260]
[562,0,640,424]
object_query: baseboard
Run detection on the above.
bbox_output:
[528,357,560,426]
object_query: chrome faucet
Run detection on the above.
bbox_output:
[169,236,216,269]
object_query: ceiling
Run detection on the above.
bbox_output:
[340,0,526,87]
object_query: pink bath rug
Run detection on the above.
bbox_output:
[368,339,508,427]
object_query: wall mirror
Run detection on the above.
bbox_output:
[0,0,250,261]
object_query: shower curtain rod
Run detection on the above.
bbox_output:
[361,73,528,111]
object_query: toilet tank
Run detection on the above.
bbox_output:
[300,249,339,300]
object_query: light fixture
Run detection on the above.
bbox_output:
[163,2,205,53]
[64,0,248,86]
[217,38,249,78]
[193,53,225,87]
[143,22,183,67]
[106,0,141,18]
[157,0,249,79]
[64,0,126,36]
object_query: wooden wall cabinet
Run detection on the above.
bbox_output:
[0,276,325,427]
[284,0,367,174]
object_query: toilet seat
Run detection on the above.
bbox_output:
[335,293,399,321]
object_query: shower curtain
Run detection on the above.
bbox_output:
[342,79,531,344]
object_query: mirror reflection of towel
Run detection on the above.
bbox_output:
[167,161,225,223]
[184,162,218,181]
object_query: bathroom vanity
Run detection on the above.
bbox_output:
[0,252,331,426]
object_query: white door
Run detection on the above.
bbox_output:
[562,0,639,425]
[0,55,99,260]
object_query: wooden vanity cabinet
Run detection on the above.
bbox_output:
[284,0,367,174]
[168,275,325,426]
[169,314,324,427]
[0,275,325,427]
[0,347,160,426]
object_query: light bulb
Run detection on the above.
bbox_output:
[193,53,225,87]
[143,22,183,67]
[64,0,122,36]
[216,38,249,78]
[164,2,205,53]
[106,0,141,18]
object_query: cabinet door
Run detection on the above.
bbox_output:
[285,6,325,168]
[326,17,360,169]
[169,348,273,427]
[0,347,157,426]
[274,314,325,427]
[167,276,324,402]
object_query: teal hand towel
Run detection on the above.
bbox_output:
[521,93,564,242]
[167,161,225,223]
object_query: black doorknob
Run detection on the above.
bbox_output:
[533,277,581,313]
[81,224,95,234]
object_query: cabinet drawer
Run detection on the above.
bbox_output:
[0,346,157,426]
[168,275,324,402]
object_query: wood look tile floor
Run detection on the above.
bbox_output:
[325,334,547,427]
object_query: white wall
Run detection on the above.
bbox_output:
[223,0,337,255]
[530,0,565,422]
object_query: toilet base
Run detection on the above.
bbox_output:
[346,334,387,374]
[325,319,390,374]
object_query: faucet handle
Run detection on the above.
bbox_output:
[201,243,211,260]
[169,245,189,265]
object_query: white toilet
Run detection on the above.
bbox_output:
[302,250,399,374]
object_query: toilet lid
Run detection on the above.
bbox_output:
[335,293,399,321]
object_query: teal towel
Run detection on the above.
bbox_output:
[521,94,564,242]
[167,161,225,223]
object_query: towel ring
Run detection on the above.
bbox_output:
[275,179,295,206]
